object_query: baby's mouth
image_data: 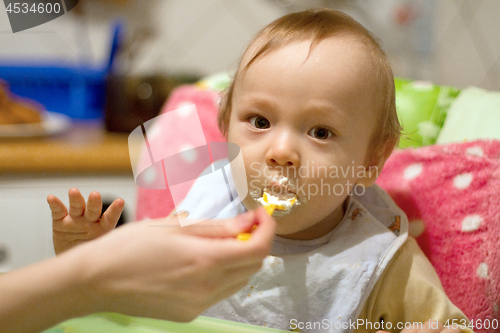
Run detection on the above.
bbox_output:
[265,184,296,199]
[250,175,301,215]
[260,189,297,211]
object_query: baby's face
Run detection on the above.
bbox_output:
[228,37,380,240]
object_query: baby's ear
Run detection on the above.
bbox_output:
[356,138,397,188]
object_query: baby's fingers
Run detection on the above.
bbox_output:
[100,198,125,231]
[84,191,103,222]
[68,188,86,218]
[47,194,68,221]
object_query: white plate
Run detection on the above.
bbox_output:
[0,111,72,138]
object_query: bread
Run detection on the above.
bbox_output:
[0,80,45,125]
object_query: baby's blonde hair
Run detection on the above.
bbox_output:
[218,8,401,165]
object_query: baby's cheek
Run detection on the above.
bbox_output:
[306,183,347,211]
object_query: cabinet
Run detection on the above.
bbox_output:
[0,174,137,271]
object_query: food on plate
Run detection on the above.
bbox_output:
[0,79,45,125]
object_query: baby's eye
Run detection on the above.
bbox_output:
[308,127,333,140]
[249,116,270,129]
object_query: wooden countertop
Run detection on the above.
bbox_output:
[0,121,140,174]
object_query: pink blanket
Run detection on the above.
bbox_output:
[135,85,225,220]
[377,140,500,331]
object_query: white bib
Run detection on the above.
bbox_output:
[177,165,408,333]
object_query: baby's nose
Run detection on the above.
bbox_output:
[265,134,300,167]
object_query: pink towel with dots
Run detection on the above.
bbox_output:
[377,140,500,331]
[135,85,225,220]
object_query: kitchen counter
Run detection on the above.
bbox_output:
[0,122,139,174]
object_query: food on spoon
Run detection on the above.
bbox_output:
[237,190,297,241]
[237,225,257,241]
[263,203,277,216]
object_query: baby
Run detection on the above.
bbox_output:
[48,9,471,333]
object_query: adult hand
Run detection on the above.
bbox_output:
[0,208,275,333]
[80,207,275,322]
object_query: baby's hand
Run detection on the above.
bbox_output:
[47,188,124,255]
[377,320,463,333]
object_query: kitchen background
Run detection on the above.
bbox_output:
[0,0,499,271]
[1,0,500,91]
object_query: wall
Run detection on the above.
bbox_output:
[434,0,500,91]
[1,0,499,90]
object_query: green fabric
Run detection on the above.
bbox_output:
[395,78,460,148]
[44,314,289,333]
[436,86,500,144]
[196,72,232,92]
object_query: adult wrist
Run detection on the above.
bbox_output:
[56,242,111,316]
[0,248,100,333]
[52,249,98,317]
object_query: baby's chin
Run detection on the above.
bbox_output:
[274,221,307,236]
[274,211,318,233]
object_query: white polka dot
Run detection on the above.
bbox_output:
[403,164,423,180]
[466,146,484,157]
[461,215,482,232]
[175,103,194,118]
[442,147,452,154]
[477,262,489,279]
[409,220,425,237]
[179,144,197,163]
[417,121,440,139]
[146,124,161,141]
[453,173,473,189]
[142,167,157,184]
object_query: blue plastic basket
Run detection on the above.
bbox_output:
[0,22,122,120]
